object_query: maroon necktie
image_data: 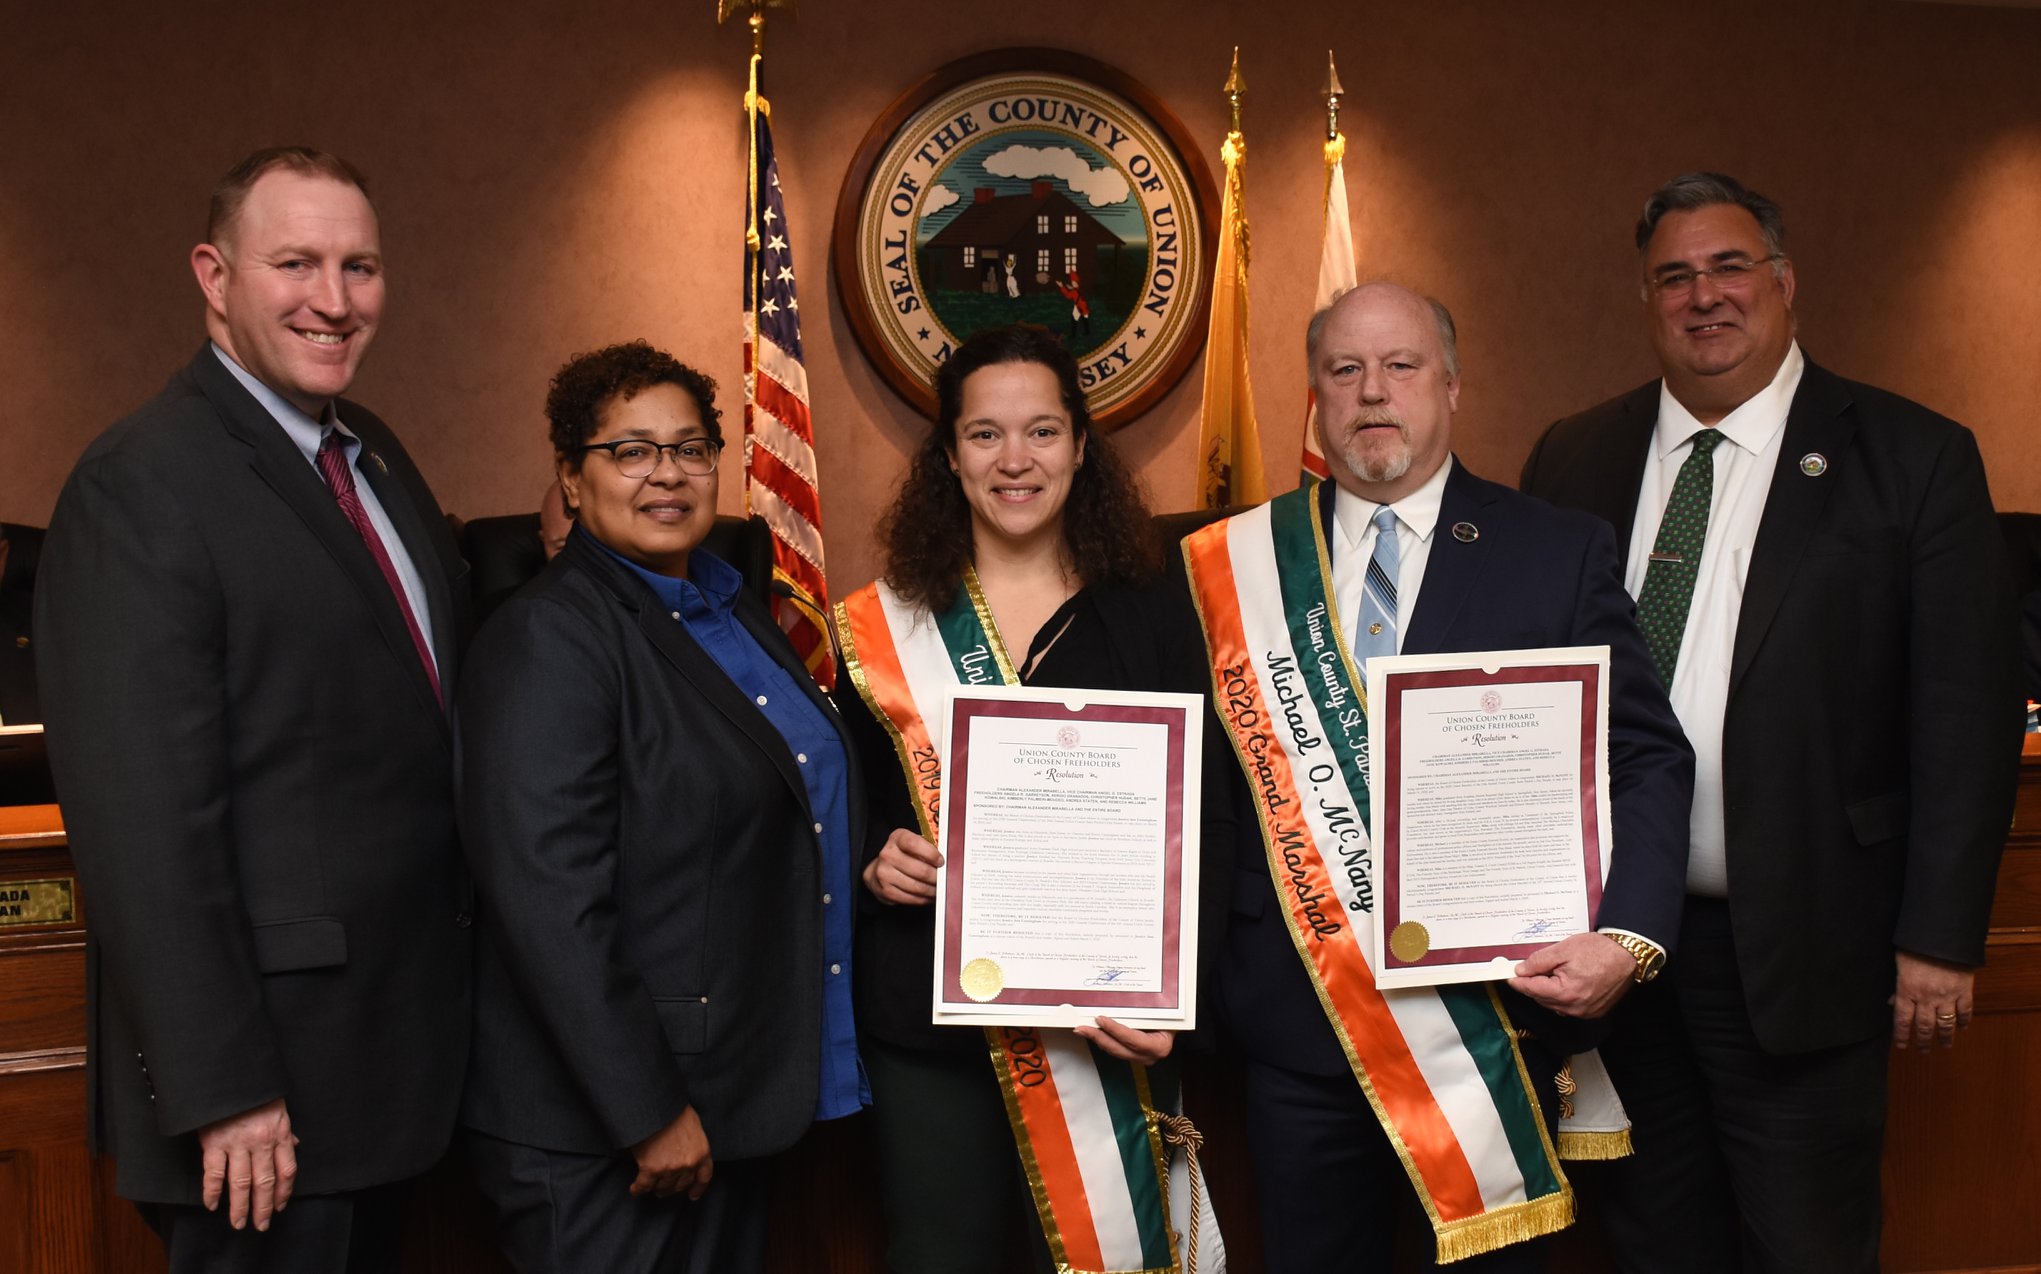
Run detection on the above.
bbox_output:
[314,431,441,700]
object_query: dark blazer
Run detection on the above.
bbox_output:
[456,528,858,1160]
[2003,512,2041,703]
[461,509,776,623]
[840,570,1232,1056]
[35,346,473,1202]
[1220,463,1695,1074]
[460,511,551,621]
[1520,359,2024,1053]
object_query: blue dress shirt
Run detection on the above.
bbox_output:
[590,530,867,1120]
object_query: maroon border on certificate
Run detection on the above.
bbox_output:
[1379,663,1605,971]
[939,695,1187,1011]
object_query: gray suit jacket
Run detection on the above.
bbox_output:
[36,346,473,1201]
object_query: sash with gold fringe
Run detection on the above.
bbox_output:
[838,573,1224,1274]
[1183,486,1582,1262]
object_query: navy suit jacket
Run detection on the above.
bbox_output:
[1522,360,2023,1052]
[1220,462,1694,1074]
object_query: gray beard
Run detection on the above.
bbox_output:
[1334,418,1412,485]
[1348,446,1413,485]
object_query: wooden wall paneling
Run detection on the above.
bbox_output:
[0,1150,30,1274]
[90,1157,164,1274]
[1883,934,2041,1271]
[0,1068,93,1274]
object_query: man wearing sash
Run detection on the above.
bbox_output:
[1184,283,1693,1270]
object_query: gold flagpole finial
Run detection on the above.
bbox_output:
[1324,51,1345,141]
[717,0,793,57]
[1223,47,1246,135]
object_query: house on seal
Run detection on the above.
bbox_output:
[922,181,1126,294]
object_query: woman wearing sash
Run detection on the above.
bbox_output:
[457,342,862,1274]
[837,325,1220,1273]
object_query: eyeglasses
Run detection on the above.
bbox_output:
[574,438,724,479]
[1649,255,1784,298]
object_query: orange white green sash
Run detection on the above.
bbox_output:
[1183,486,1575,1262]
[838,574,1224,1274]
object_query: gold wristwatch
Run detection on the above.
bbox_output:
[1603,932,1666,984]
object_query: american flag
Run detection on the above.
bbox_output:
[744,74,833,689]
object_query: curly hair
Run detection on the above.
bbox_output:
[878,325,1157,611]
[545,340,723,466]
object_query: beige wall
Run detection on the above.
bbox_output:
[4,0,2038,596]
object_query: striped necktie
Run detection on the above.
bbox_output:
[1356,504,1400,662]
[1634,428,1724,685]
[315,431,441,700]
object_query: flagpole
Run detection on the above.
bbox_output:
[1297,49,1355,487]
[743,10,764,518]
[722,0,836,686]
[1324,49,1345,145]
[1195,47,1267,511]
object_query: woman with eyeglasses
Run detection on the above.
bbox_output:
[455,340,862,1274]
[836,324,1224,1272]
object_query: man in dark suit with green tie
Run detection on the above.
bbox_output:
[1521,172,2024,1273]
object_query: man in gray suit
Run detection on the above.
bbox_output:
[37,146,471,1272]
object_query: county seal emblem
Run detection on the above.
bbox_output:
[833,49,1216,430]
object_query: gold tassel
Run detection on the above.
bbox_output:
[1558,1129,1635,1161]
[1431,1190,1576,1264]
[1554,1059,1577,1120]
[1156,1112,1206,1274]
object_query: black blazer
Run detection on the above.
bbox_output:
[456,528,860,1160]
[36,346,473,1202]
[839,572,1232,1056]
[1219,464,1695,1074]
[1521,359,2024,1053]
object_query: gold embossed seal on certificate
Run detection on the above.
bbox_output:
[959,957,1005,1002]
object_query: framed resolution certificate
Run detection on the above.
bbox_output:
[931,685,1203,1029]
[1364,647,1612,990]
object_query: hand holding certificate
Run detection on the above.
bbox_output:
[931,685,1202,1029]
[1365,647,1612,989]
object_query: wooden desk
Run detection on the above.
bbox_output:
[5,745,2040,1273]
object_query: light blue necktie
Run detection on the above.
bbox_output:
[1356,504,1400,662]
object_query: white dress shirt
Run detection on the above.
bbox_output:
[212,344,438,672]
[1331,454,1453,653]
[1625,342,1805,896]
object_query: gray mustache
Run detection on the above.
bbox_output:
[1339,412,1407,432]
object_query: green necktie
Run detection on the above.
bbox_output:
[1634,428,1724,685]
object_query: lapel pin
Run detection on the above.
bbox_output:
[1798,452,1827,477]
[1451,521,1479,543]
[368,451,389,476]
